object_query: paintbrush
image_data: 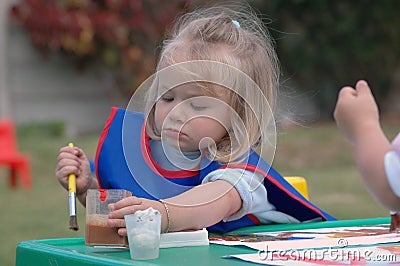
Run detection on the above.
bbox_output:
[389,211,400,232]
[68,142,79,231]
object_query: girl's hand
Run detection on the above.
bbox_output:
[107,197,164,236]
[334,80,380,144]
[55,145,93,194]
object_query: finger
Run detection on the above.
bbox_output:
[57,153,81,164]
[57,166,81,180]
[108,205,138,219]
[108,218,126,228]
[110,196,142,210]
[57,156,82,174]
[74,147,87,160]
[355,80,373,96]
[338,86,357,98]
[59,146,79,155]
[118,227,127,236]
[56,156,81,171]
[108,202,151,220]
[56,152,80,167]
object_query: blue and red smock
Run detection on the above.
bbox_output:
[95,107,336,232]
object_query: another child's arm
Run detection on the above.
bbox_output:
[55,145,99,206]
[108,179,241,234]
[333,80,400,210]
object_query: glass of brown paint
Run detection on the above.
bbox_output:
[85,189,132,246]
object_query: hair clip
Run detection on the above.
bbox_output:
[232,20,240,29]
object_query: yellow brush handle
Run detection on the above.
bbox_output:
[68,143,77,193]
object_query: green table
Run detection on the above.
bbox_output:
[16,217,392,266]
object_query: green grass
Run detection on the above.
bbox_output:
[1,120,398,265]
[0,131,98,266]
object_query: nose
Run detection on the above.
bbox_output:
[167,102,187,123]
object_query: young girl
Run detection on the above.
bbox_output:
[56,5,335,235]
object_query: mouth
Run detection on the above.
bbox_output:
[163,128,186,137]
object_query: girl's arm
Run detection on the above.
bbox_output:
[108,180,241,235]
[351,120,400,210]
[334,80,400,210]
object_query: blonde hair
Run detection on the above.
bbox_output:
[145,4,279,164]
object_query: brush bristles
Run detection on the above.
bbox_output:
[69,215,79,231]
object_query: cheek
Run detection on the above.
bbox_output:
[191,119,228,140]
[154,104,167,129]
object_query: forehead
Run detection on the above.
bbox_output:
[155,59,235,100]
[160,81,230,101]
[163,82,204,95]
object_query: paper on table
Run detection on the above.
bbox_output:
[241,233,400,252]
[226,245,400,265]
[210,225,400,251]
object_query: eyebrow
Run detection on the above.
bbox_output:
[162,85,209,99]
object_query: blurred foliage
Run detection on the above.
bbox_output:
[252,0,400,117]
[10,0,200,96]
[10,0,400,116]
[18,121,65,138]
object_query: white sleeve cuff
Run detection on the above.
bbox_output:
[384,150,400,198]
[201,168,300,224]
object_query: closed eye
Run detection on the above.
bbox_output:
[160,95,174,102]
[190,103,207,111]
[190,98,209,110]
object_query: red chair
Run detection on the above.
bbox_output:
[0,119,32,189]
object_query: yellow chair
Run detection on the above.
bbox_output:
[284,176,309,199]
